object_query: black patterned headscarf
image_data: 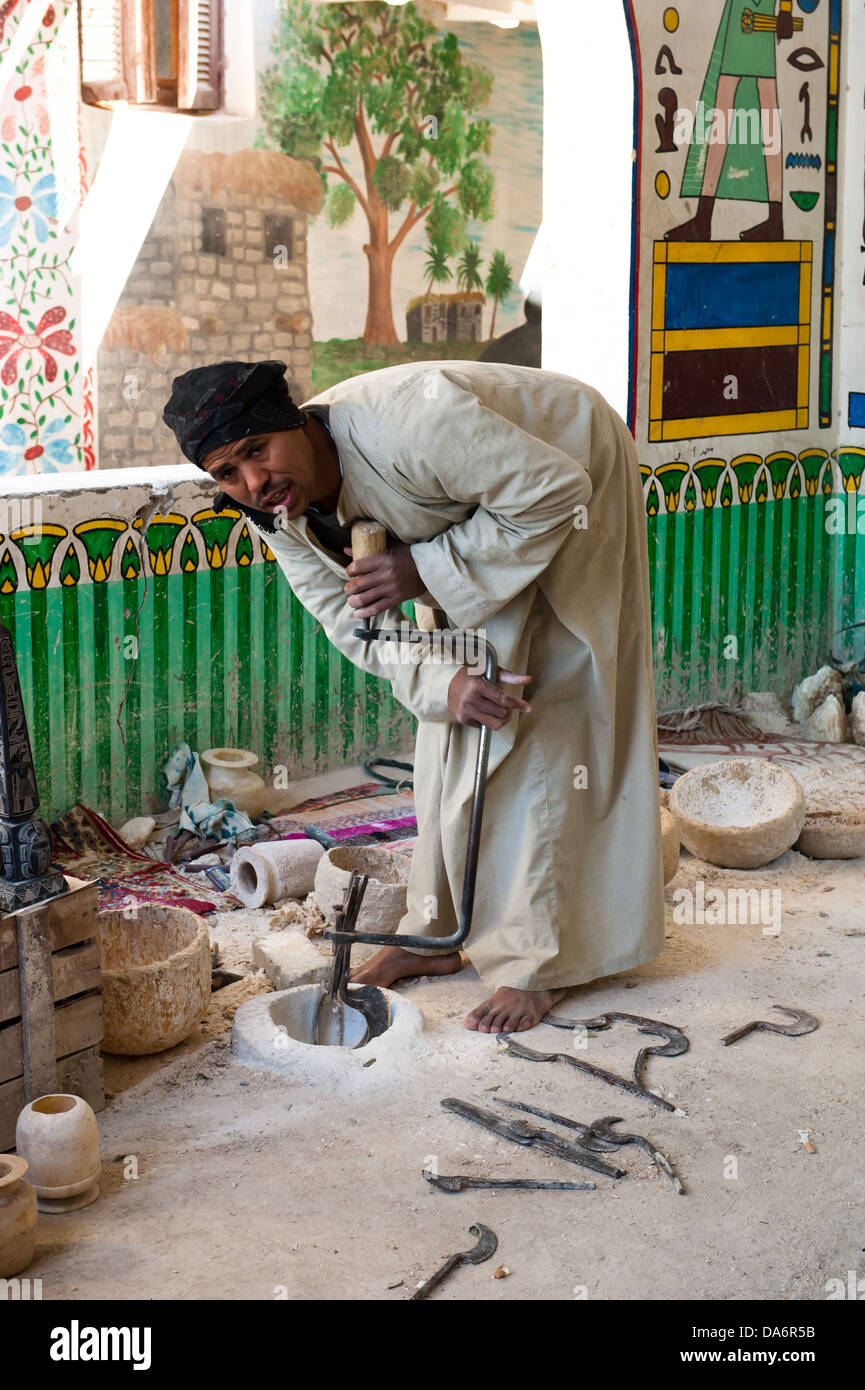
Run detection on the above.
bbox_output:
[162,360,305,468]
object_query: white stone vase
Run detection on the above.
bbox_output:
[230,839,324,907]
[0,1154,37,1276]
[200,747,268,819]
[15,1094,101,1213]
[313,846,411,935]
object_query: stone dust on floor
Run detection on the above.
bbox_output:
[26,846,865,1303]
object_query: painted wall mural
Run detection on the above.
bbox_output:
[627,0,839,450]
[624,1,865,700]
[85,0,541,465]
[96,147,322,471]
[0,0,89,476]
[258,0,542,395]
[0,474,413,822]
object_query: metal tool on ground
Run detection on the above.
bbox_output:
[410,1222,498,1300]
[324,519,498,956]
[585,1116,686,1195]
[496,1098,621,1152]
[502,1011,689,1114]
[423,1171,595,1193]
[498,1099,686,1194]
[440,1097,626,1179]
[720,1004,819,1047]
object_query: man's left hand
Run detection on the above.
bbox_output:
[776,8,794,40]
[344,542,426,617]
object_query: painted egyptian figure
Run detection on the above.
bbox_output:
[667,0,796,242]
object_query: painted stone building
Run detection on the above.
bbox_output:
[406,292,485,345]
[98,148,323,469]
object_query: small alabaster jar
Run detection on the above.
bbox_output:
[15,1094,101,1213]
[0,1154,38,1276]
[200,747,268,819]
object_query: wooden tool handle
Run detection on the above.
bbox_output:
[351,520,387,559]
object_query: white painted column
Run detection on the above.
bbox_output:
[836,0,865,441]
[534,0,634,418]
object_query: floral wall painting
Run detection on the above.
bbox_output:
[0,1,87,476]
[628,0,840,452]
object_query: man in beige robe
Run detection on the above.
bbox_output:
[163,358,665,1032]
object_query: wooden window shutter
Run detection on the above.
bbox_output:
[178,0,223,110]
[124,0,158,104]
[80,0,129,103]
[80,0,157,105]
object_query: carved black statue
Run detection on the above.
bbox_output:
[0,623,67,910]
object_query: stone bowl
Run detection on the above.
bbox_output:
[97,904,211,1055]
[669,759,805,869]
[231,983,425,1075]
[795,812,865,860]
[312,846,410,935]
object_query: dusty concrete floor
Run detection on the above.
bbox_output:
[23,826,864,1303]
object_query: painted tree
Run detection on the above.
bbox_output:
[457,241,484,292]
[259,0,495,347]
[424,242,452,295]
[485,248,513,340]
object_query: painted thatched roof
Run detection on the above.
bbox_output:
[174,148,324,214]
[406,290,486,313]
[103,306,188,362]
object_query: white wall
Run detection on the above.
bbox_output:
[837,0,865,440]
[535,0,634,417]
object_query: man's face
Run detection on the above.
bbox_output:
[200,425,319,519]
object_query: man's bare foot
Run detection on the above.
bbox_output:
[350,945,463,988]
[465,987,568,1034]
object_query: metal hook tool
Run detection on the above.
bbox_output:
[410,1223,498,1300]
[495,1098,622,1152]
[423,1171,595,1194]
[501,1012,688,1114]
[585,1116,686,1196]
[720,1004,819,1047]
[497,1099,686,1195]
[440,1097,626,1179]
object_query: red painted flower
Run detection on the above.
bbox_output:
[42,6,54,26]
[13,86,31,101]
[0,306,74,385]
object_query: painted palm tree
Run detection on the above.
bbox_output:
[485,249,513,340]
[424,241,453,295]
[457,241,484,292]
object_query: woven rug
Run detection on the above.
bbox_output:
[50,805,241,915]
[658,705,865,812]
[51,783,419,917]
[268,783,417,853]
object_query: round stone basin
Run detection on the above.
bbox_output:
[231,982,425,1073]
[98,904,211,1055]
[273,984,373,1048]
[669,758,805,869]
[795,812,865,860]
[313,846,410,935]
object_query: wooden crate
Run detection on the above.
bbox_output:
[0,878,103,1151]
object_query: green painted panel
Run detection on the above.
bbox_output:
[0,488,853,824]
